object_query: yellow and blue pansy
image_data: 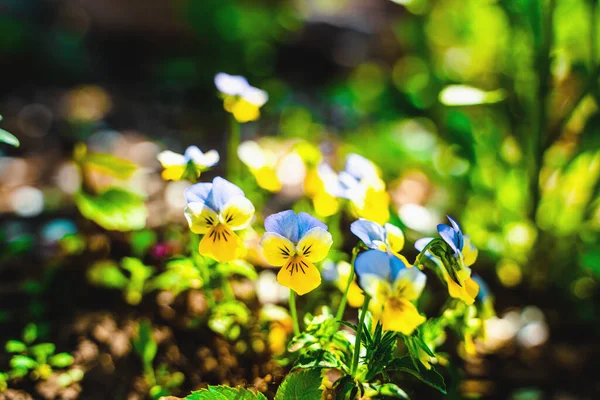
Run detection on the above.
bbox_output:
[184,177,255,263]
[260,210,333,296]
[157,146,219,181]
[319,153,390,224]
[350,218,409,266]
[415,216,480,305]
[354,250,427,335]
[214,72,268,123]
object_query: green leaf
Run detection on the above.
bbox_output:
[208,301,251,340]
[389,356,446,394]
[74,188,147,231]
[0,128,19,147]
[23,323,38,344]
[30,343,56,362]
[133,321,157,366]
[83,152,137,179]
[10,355,37,370]
[185,385,267,400]
[48,353,75,368]
[5,340,27,353]
[377,383,410,399]
[216,260,258,280]
[131,229,157,258]
[87,260,129,289]
[274,369,323,400]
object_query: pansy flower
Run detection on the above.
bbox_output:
[318,154,390,224]
[184,177,255,262]
[355,250,426,335]
[157,146,219,181]
[238,140,282,192]
[415,216,479,305]
[260,211,333,295]
[350,218,409,266]
[214,73,268,123]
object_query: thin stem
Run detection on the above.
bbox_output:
[227,116,241,183]
[351,294,370,377]
[289,291,301,336]
[335,247,359,323]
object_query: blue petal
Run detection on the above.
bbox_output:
[414,237,433,252]
[298,212,327,239]
[209,177,244,212]
[184,146,203,162]
[389,255,409,281]
[437,223,460,254]
[354,250,391,281]
[264,210,299,242]
[344,153,376,181]
[350,219,385,249]
[446,215,464,251]
[184,182,213,205]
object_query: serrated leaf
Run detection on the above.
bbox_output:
[10,355,37,370]
[216,260,258,280]
[48,353,74,368]
[274,369,323,400]
[87,260,129,289]
[0,128,19,147]
[5,340,27,353]
[74,188,147,231]
[185,385,267,399]
[389,356,446,394]
[84,152,137,179]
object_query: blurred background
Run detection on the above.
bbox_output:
[1,0,599,399]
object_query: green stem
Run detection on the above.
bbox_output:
[289,291,301,336]
[351,294,370,377]
[335,247,359,323]
[227,116,241,183]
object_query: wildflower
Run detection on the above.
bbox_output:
[350,218,409,266]
[355,250,426,335]
[415,216,479,305]
[214,73,268,123]
[260,210,333,295]
[319,153,390,224]
[184,177,255,262]
[322,260,365,308]
[157,146,219,181]
[237,140,282,192]
[304,164,340,217]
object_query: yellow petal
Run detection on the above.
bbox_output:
[232,99,260,123]
[255,166,282,192]
[313,191,339,217]
[385,223,405,253]
[465,277,480,300]
[445,274,477,305]
[347,281,365,308]
[161,165,186,181]
[184,202,218,234]
[462,237,478,267]
[277,256,321,295]
[359,274,392,304]
[356,188,390,224]
[260,232,295,266]
[220,196,255,230]
[296,228,333,263]
[382,298,426,335]
[199,224,239,262]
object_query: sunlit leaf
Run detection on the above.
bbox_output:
[389,356,446,394]
[10,355,37,370]
[439,85,505,106]
[87,260,129,289]
[274,368,323,400]
[133,320,157,366]
[74,188,147,231]
[216,259,258,280]
[5,340,27,353]
[48,353,75,368]
[0,128,19,147]
[185,385,267,400]
[83,152,137,179]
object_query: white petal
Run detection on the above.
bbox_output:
[214,72,249,96]
[241,86,268,107]
[157,150,186,167]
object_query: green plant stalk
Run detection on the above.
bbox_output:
[335,247,359,323]
[227,116,241,183]
[289,291,301,336]
[144,362,156,386]
[351,294,370,377]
